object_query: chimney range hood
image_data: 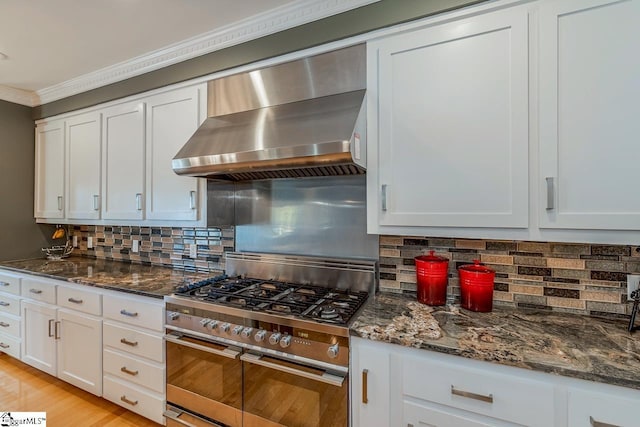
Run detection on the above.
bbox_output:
[172,44,366,181]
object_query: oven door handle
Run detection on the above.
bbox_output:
[165,334,240,360]
[240,352,345,387]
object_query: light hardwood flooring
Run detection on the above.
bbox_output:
[0,354,161,426]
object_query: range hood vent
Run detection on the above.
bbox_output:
[172,44,366,181]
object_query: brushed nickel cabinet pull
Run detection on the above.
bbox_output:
[0,282,8,286]
[120,338,139,347]
[0,322,9,327]
[546,177,555,210]
[451,385,493,403]
[120,309,138,317]
[0,301,9,307]
[136,193,143,211]
[381,185,387,211]
[120,366,139,376]
[408,424,414,427]
[362,369,369,404]
[55,321,61,339]
[189,190,197,209]
[48,319,55,337]
[30,289,43,294]
[57,196,63,211]
[68,297,83,304]
[0,343,9,349]
[590,416,619,427]
[93,195,100,211]
[120,395,138,406]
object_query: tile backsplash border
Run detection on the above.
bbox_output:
[379,235,640,317]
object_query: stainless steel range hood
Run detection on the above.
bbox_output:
[172,44,366,181]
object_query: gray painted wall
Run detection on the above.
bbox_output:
[0,100,53,260]
[34,0,485,119]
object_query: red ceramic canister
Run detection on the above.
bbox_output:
[414,250,449,306]
[458,260,495,312]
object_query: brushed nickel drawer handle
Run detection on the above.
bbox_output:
[0,322,9,327]
[120,309,138,317]
[362,369,369,404]
[451,385,493,403]
[120,395,138,406]
[68,297,83,304]
[0,343,9,349]
[590,416,619,427]
[120,366,139,376]
[0,302,9,307]
[55,321,60,340]
[120,338,139,347]
[48,319,55,337]
[30,289,43,294]
[0,282,9,286]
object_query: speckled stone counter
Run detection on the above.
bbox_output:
[0,257,212,298]
[351,292,640,390]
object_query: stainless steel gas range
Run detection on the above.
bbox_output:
[163,252,377,427]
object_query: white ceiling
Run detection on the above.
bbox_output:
[0,0,377,106]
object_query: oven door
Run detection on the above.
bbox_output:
[241,351,348,427]
[165,332,243,427]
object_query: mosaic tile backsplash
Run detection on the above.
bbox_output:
[69,225,235,273]
[379,236,640,317]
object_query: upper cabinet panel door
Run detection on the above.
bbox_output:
[34,120,65,219]
[102,102,145,221]
[145,86,202,221]
[539,0,640,230]
[66,112,102,220]
[369,6,529,230]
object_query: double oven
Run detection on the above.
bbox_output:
[163,252,376,427]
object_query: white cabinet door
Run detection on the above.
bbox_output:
[145,85,203,221]
[66,112,102,220]
[351,337,391,427]
[102,102,145,220]
[21,300,57,376]
[368,6,529,231]
[403,400,515,427]
[568,387,640,427]
[538,0,640,230]
[57,309,102,396]
[34,120,65,219]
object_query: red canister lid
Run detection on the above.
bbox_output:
[415,250,448,264]
[458,259,494,274]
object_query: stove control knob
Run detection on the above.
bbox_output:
[199,318,211,327]
[254,330,267,342]
[220,323,231,333]
[232,325,244,336]
[269,332,281,345]
[327,343,340,359]
[168,312,180,321]
[241,327,253,338]
[207,320,219,330]
[279,335,292,348]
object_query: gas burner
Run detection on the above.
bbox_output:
[332,300,351,309]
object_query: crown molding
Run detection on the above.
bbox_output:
[0,85,38,107]
[31,0,379,106]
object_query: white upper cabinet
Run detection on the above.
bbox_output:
[65,112,102,220]
[101,102,145,221]
[367,6,529,232]
[538,0,640,230]
[34,120,65,219]
[145,85,203,221]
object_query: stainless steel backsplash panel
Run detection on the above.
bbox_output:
[234,175,378,260]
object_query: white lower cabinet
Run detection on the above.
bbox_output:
[21,300,57,375]
[351,337,640,427]
[0,272,22,360]
[102,293,165,424]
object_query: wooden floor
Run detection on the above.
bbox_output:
[0,354,161,426]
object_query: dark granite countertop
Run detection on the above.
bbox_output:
[0,257,212,299]
[351,292,640,390]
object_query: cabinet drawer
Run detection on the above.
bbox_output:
[0,294,20,317]
[0,333,20,359]
[104,349,164,393]
[57,285,102,316]
[402,353,555,427]
[103,375,165,425]
[0,312,20,338]
[103,294,164,332]
[103,321,164,363]
[0,272,21,295]
[568,387,640,427]
[21,277,56,304]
